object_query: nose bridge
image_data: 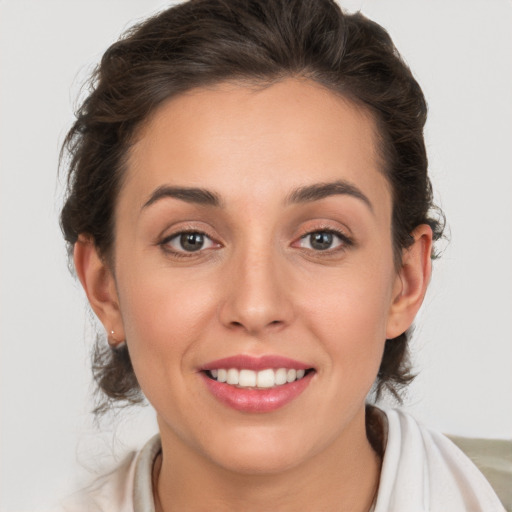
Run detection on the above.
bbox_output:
[219,233,292,334]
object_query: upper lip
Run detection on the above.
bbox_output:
[201,354,312,372]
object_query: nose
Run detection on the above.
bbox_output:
[218,245,294,336]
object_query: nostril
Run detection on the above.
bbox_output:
[228,318,284,334]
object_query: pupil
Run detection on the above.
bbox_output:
[180,233,204,251]
[311,232,333,250]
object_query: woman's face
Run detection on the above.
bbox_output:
[100,79,419,473]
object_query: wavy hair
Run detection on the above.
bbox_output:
[61,0,445,413]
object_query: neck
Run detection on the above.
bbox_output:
[154,406,382,512]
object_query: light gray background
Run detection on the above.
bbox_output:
[1,1,511,510]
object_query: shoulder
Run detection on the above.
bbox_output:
[374,407,507,512]
[56,434,161,512]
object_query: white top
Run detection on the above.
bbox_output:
[58,408,506,511]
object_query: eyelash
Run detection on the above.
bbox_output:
[159,230,220,259]
[159,227,353,259]
[295,227,354,253]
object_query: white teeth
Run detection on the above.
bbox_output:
[286,369,297,383]
[226,368,239,385]
[256,369,275,388]
[275,368,287,385]
[208,367,309,388]
[239,369,256,387]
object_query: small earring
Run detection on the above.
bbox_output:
[108,329,125,348]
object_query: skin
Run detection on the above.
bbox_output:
[75,78,432,511]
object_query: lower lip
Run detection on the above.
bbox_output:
[201,372,314,413]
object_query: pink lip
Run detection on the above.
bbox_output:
[200,355,315,413]
[201,354,311,371]
[201,372,313,413]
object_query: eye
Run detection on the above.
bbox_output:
[163,231,218,253]
[297,230,349,251]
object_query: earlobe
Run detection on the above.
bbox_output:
[73,236,125,343]
[386,225,433,339]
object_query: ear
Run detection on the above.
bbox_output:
[73,235,125,344]
[386,224,433,339]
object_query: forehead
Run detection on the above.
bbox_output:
[122,78,390,217]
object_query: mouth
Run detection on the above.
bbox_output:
[200,355,316,413]
[204,367,314,389]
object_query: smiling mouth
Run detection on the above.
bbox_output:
[204,368,315,389]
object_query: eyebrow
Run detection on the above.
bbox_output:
[142,185,222,210]
[142,179,373,212]
[286,180,374,213]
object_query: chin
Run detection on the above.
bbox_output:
[199,427,317,476]
[213,448,307,476]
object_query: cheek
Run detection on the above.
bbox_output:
[299,259,395,372]
[116,263,218,374]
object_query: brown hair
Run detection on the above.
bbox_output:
[60,0,445,413]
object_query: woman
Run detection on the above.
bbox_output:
[59,0,506,510]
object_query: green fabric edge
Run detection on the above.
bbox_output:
[447,435,512,511]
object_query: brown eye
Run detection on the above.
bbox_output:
[297,230,349,251]
[180,233,205,252]
[164,231,217,253]
[309,232,334,251]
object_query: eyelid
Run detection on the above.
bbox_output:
[298,231,344,250]
[291,224,354,253]
[157,220,218,245]
[156,221,354,258]
[165,231,217,251]
[158,225,223,257]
